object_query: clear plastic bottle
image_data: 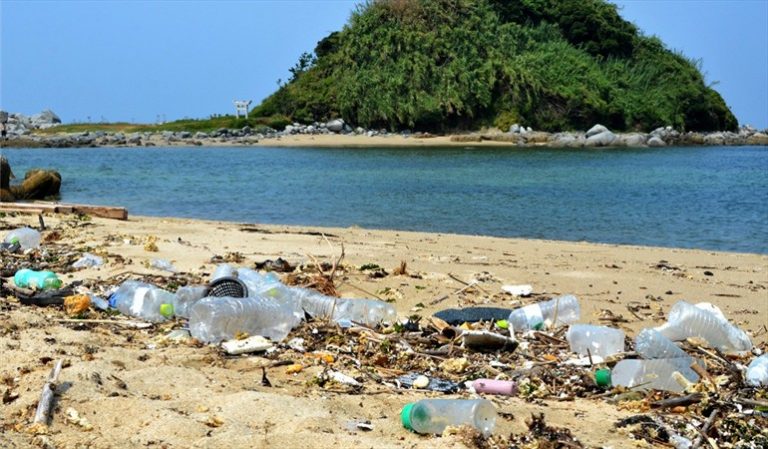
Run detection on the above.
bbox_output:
[13,269,62,290]
[211,264,238,281]
[611,358,700,393]
[3,227,41,250]
[565,324,625,358]
[188,295,296,343]
[635,328,690,360]
[299,290,397,327]
[401,399,496,437]
[172,285,209,318]
[655,301,752,353]
[746,354,768,387]
[507,295,580,331]
[109,281,175,322]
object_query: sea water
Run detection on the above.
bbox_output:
[3,145,766,253]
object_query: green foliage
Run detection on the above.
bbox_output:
[253,0,737,132]
[41,114,292,134]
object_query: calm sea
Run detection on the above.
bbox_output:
[3,145,767,254]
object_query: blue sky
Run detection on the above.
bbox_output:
[1,0,766,128]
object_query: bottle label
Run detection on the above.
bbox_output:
[521,304,544,329]
[130,287,150,315]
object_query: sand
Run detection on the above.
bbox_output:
[1,213,766,448]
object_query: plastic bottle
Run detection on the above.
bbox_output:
[635,328,690,360]
[746,354,768,387]
[401,399,496,437]
[172,285,209,318]
[3,227,41,251]
[211,264,238,281]
[611,358,700,393]
[472,379,517,396]
[655,301,752,353]
[188,295,297,343]
[13,269,62,290]
[507,295,580,331]
[109,281,175,322]
[72,253,104,269]
[299,290,397,327]
[566,324,625,358]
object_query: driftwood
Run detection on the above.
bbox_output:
[56,319,152,329]
[33,359,63,425]
[0,201,127,220]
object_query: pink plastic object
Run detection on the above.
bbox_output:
[472,379,517,396]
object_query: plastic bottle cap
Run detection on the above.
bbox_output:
[10,237,19,244]
[160,303,174,318]
[495,320,509,329]
[400,403,415,431]
[595,368,611,387]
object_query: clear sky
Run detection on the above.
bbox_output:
[1,0,766,128]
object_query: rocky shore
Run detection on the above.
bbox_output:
[2,114,767,148]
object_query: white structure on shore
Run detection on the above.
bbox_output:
[234,100,252,118]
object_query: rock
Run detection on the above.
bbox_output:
[241,126,252,135]
[586,124,609,138]
[523,131,551,144]
[747,133,768,145]
[509,124,520,134]
[306,125,316,133]
[344,124,353,133]
[366,130,376,137]
[620,133,647,147]
[647,136,666,147]
[355,127,364,134]
[161,131,174,140]
[127,133,142,144]
[585,130,617,147]
[703,133,725,146]
[326,119,344,132]
[194,132,208,139]
[526,126,533,133]
[178,131,191,139]
[284,125,296,134]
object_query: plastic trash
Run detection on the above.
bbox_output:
[88,295,110,311]
[72,253,103,269]
[566,324,625,358]
[655,301,752,353]
[188,295,297,343]
[507,295,580,331]
[746,354,768,387]
[221,335,273,355]
[151,258,177,273]
[432,307,512,325]
[109,280,176,322]
[401,399,496,436]
[0,241,21,253]
[13,269,62,290]
[211,264,238,281]
[396,373,461,393]
[635,328,690,360]
[299,290,396,328]
[461,330,518,352]
[172,285,209,318]
[3,227,41,251]
[611,358,700,393]
[501,284,533,296]
[472,379,517,396]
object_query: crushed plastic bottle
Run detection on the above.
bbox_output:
[299,290,397,328]
[635,328,690,360]
[611,358,700,393]
[4,227,41,251]
[401,399,496,436]
[746,354,768,387]
[72,253,104,269]
[566,324,625,358]
[655,301,752,353]
[109,281,175,322]
[507,295,580,331]
[151,258,177,273]
[172,285,209,319]
[188,295,296,343]
[14,269,62,290]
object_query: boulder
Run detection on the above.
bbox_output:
[703,133,725,146]
[509,124,521,134]
[550,133,584,148]
[747,133,768,145]
[585,130,617,147]
[620,133,647,147]
[586,124,609,138]
[647,136,666,147]
[523,131,551,144]
[178,131,191,139]
[326,119,345,132]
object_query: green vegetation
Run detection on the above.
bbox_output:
[36,114,291,135]
[254,0,737,132]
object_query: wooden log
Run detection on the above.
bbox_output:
[33,359,63,425]
[0,201,127,220]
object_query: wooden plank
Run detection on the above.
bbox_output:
[0,201,128,220]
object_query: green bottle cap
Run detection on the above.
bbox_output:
[495,320,509,329]
[160,303,174,318]
[400,403,415,431]
[595,368,611,387]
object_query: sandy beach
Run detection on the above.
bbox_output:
[1,213,766,448]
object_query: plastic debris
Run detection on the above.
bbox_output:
[396,373,461,393]
[72,253,103,269]
[150,258,177,273]
[221,335,274,355]
[746,354,768,387]
[501,284,533,296]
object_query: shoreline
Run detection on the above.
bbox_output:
[1,213,766,448]
[2,126,768,149]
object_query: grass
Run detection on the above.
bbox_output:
[35,114,292,135]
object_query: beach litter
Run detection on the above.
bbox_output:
[72,253,103,269]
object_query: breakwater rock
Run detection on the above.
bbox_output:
[0,110,61,136]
